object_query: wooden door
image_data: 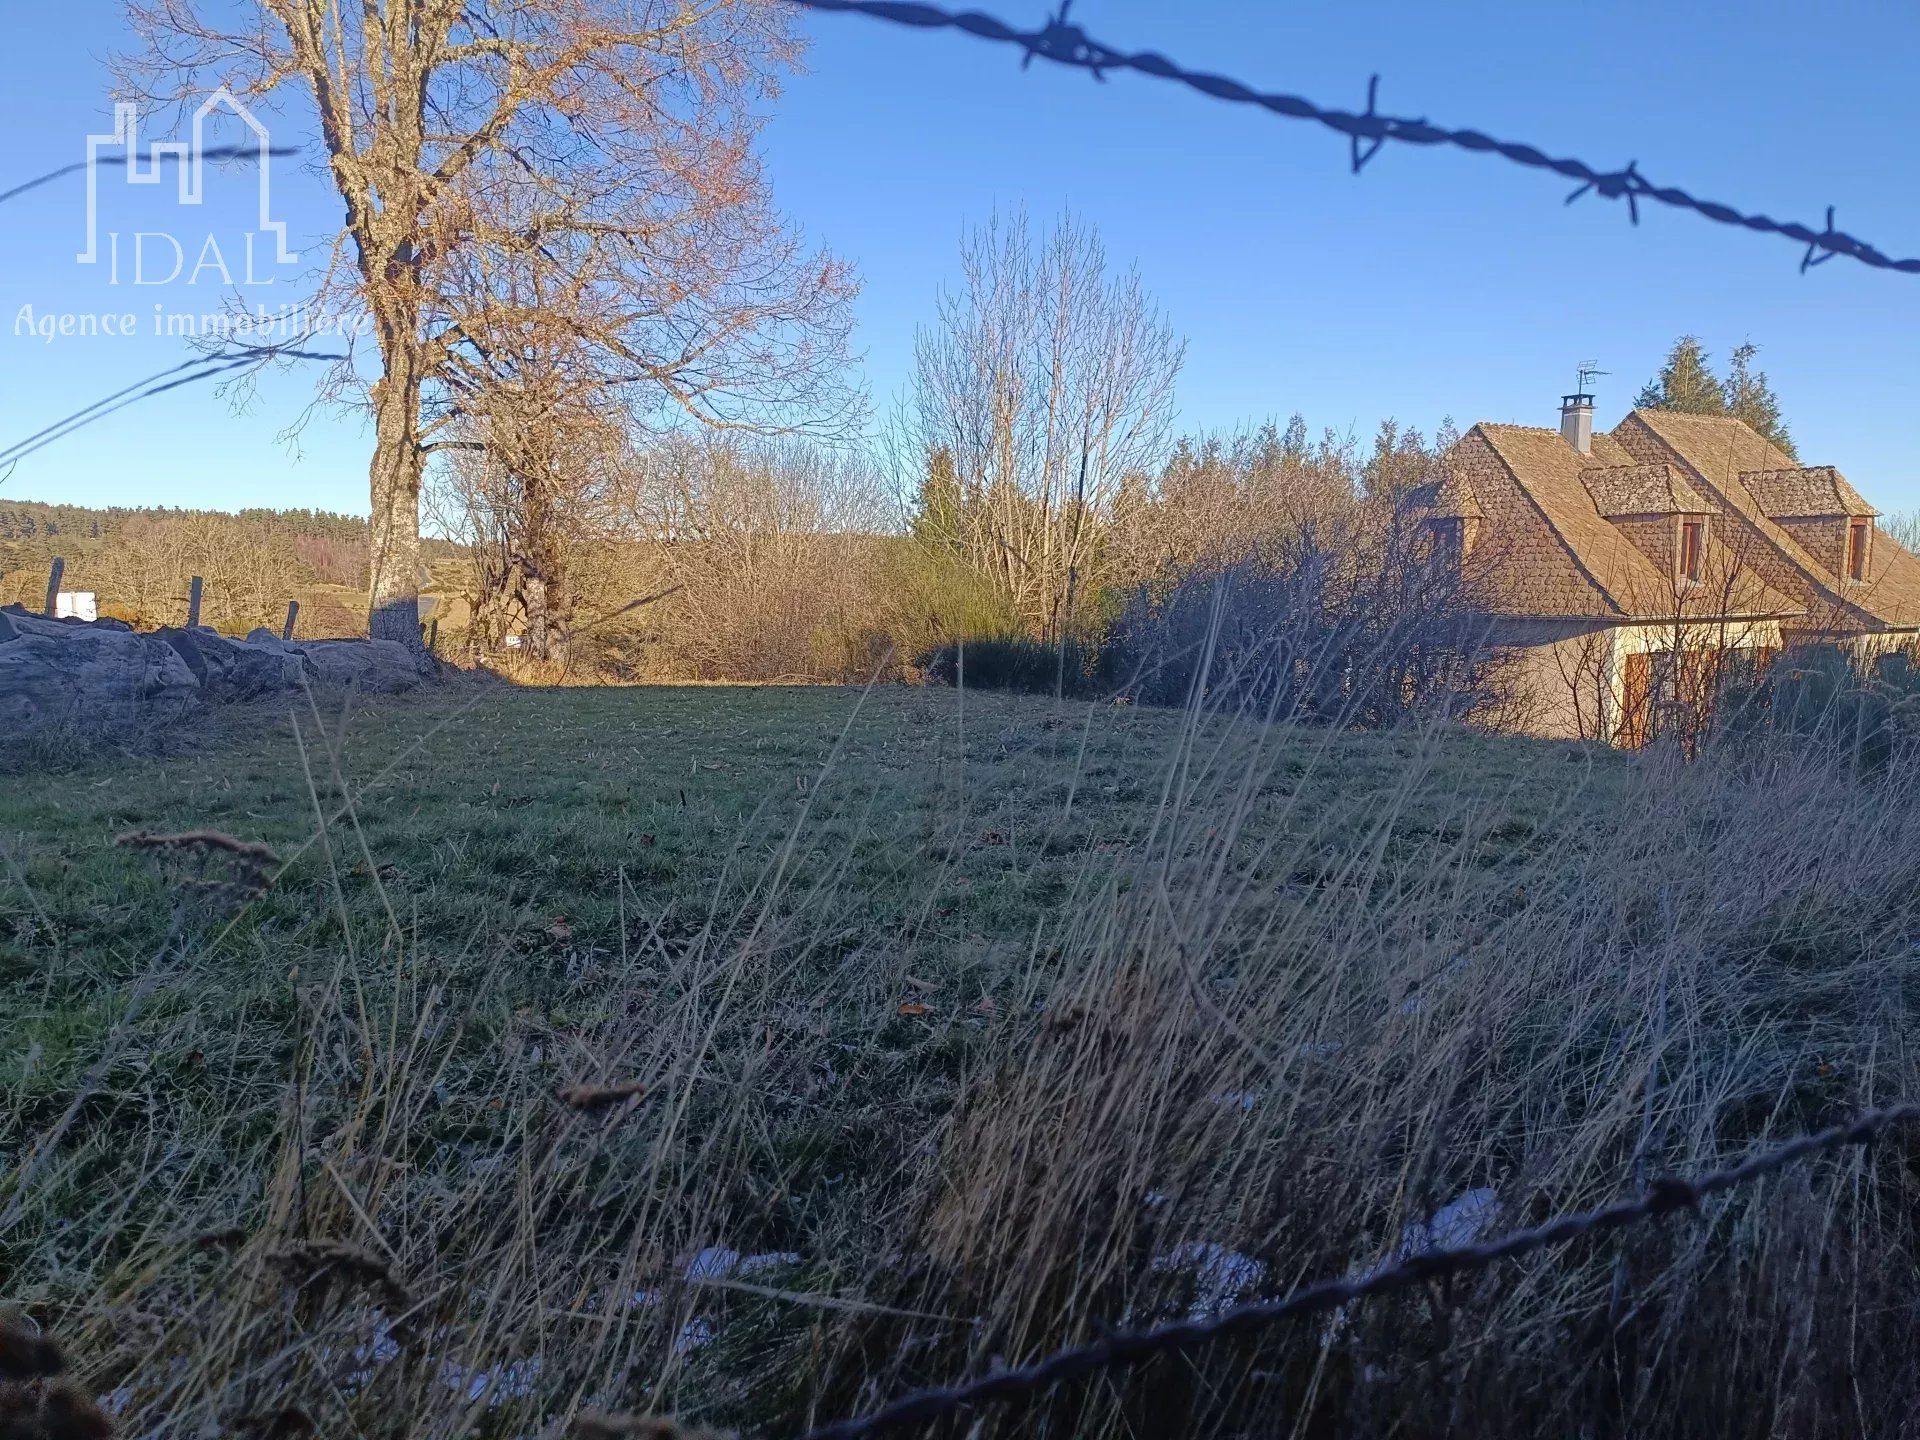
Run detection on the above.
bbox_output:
[1616,651,1651,748]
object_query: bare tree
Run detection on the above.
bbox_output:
[622,434,890,680]
[902,210,1183,641]
[122,0,858,645]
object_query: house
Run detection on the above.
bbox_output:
[1419,396,1920,744]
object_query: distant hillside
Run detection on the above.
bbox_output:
[0,499,462,637]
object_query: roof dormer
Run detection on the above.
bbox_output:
[1410,467,1484,564]
[1738,466,1879,584]
[1580,463,1716,591]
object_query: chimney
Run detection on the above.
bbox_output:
[1559,391,1594,455]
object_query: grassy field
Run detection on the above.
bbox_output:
[5,684,1920,1439]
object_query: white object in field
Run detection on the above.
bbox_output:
[55,591,97,622]
[503,633,522,649]
[1150,1241,1267,1318]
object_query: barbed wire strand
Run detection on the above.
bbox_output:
[794,1100,1920,1440]
[783,0,1919,278]
[0,147,299,208]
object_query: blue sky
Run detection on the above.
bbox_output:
[2,0,1918,516]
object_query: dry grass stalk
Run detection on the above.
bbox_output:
[11,685,1920,1438]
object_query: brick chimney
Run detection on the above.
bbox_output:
[1559,392,1594,455]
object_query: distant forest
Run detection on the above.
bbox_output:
[0,501,382,636]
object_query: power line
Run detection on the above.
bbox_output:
[783,0,1919,278]
[795,1100,1920,1440]
[0,143,326,472]
[0,342,346,470]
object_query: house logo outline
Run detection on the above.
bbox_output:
[77,89,297,267]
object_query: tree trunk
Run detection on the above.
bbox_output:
[525,570,551,660]
[367,348,425,648]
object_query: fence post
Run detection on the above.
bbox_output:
[187,575,203,629]
[282,599,299,641]
[44,557,64,618]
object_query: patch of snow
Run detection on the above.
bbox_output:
[684,1247,801,1281]
[443,1355,543,1405]
[1398,1187,1498,1257]
[1150,1241,1268,1319]
[1326,1187,1501,1345]
[1208,1090,1261,1111]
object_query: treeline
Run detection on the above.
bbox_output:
[0,503,373,635]
[423,414,1485,707]
[426,212,1499,727]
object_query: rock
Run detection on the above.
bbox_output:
[245,628,430,691]
[156,626,310,701]
[298,639,426,693]
[0,622,200,735]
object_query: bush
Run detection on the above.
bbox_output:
[1100,552,1506,726]
[1716,642,1920,770]
[917,636,1100,696]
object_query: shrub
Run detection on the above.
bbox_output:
[916,636,1099,696]
[1715,642,1920,770]
[1100,550,1507,727]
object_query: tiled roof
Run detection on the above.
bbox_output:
[1578,462,1713,517]
[1449,421,1801,621]
[1473,425,1664,616]
[1738,465,1878,518]
[1407,470,1484,519]
[1618,409,1920,629]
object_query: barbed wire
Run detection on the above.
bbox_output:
[794,1100,1920,1440]
[784,0,1919,278]
[0,147,299,209]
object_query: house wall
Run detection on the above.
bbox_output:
[1492,615,1785,744]
[1489,617,1614,741]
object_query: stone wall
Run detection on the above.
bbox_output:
[0,604,433,743]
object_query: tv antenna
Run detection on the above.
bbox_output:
[1575,361,1609,395]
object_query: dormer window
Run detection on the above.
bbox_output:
[1428,517,1464,570]
[1679,519,1704,583]
[1848,520,1871,581]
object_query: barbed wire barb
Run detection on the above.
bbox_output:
[785,0,1920,277]
[1350,76,1384,174]
[793,1100,1920,1440]
[1803,206,1840,272]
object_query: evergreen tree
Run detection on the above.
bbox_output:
[1635,336,1724,415]
[1722,342,1796,457]
[910,446,964,549]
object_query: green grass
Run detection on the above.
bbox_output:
[0,684,1599,1041]
[23,684,1920,1439]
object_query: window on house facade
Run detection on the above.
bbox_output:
[1428,517,1464,569]
[1679,520,1704,584]
[1849,520,1870,581]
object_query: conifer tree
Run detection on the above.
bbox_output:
[1635,336,1724,415]
[1722,342,1796,456]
